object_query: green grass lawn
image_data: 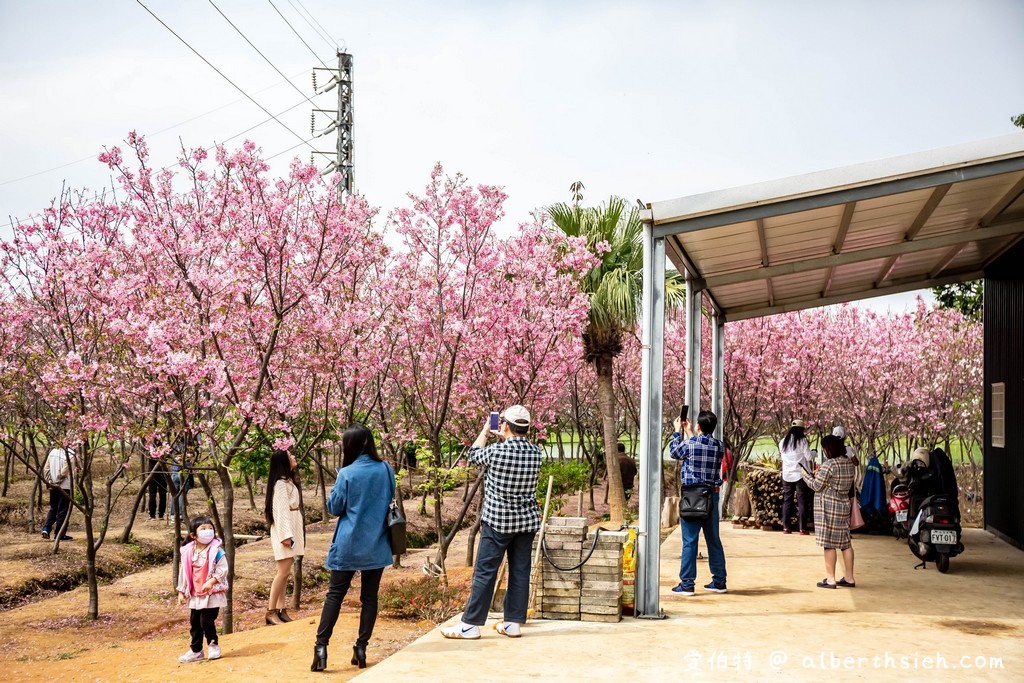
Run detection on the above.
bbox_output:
[743,435,982,466]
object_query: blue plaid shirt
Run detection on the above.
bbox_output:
[669,432,725,487]
[468,436,542,534]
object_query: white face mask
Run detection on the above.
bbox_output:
[197,529,216,544]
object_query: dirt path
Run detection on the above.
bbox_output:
[0,523,467,682]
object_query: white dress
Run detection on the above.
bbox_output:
[269,479,305,560]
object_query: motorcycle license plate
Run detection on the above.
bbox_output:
[896,511,908,522]
[931,530,957,545]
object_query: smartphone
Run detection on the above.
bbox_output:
[680,404,689,421]
[489,411,500,431]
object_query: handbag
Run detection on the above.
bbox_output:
[678,483,713,521]
[386,499,407,555]
[849,496,865,531]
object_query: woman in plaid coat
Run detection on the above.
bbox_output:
[802,434,856,589]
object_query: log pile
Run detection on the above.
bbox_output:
[744,467,783,528]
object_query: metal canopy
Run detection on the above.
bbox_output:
[644,133,1024,321]
[633,133,1024,619]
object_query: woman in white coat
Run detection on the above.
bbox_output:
[265,449,304,625]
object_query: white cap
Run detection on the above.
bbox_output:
[503,405,531,428]
[832,426,846,438]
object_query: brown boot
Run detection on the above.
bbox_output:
[265,609,284,626]
[278,609,293,623]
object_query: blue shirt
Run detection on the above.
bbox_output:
[669,432,725,487]
[324,455,396,571]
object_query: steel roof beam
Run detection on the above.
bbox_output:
[726,269,983,322]
[704,218,1024,289]
[652,157,1024,239]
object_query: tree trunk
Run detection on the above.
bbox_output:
[595,355,626,524]
[244,473,257,510]
[290,555,303,610]
[436,471,485,568]
[84,513,99,619]
[215,465,237,634]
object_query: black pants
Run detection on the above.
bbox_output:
[148,466,167,519]
[781,479,809,531]
[189,607,219,652]
[43,487,70,534]
[315,567,384,649]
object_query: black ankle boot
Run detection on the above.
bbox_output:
[311,644,327,672]
[351,644,366,668]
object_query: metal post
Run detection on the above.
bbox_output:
[685,277,703,423]
[711,310,724,440]
[337,51,354,196]
[636,222,667,619]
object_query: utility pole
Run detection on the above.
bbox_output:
[311,51,354,197]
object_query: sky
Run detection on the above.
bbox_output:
[2,0,1023,312]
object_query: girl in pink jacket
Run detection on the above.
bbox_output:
[176,515,228,663]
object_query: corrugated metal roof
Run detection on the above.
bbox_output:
[645,133,1024,321]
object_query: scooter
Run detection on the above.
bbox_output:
[908,492,964,573]
[902,454,964,573]
[888,483,910,539]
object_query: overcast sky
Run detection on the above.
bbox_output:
[2,0,1023,311]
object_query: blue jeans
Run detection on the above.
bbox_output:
[679,491,727,589]
[170,471,192,517]
[462,523,535,625]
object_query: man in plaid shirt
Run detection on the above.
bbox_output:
[669,409,728,596]
[442,404,541,640]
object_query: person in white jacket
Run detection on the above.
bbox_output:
[41,447,73,541]
[265,449,304,625]
[780,420,813,534]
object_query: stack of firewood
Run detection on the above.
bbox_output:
[744,467,783,528]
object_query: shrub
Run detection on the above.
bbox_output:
[379,577,467,623]
[538,460,591,512]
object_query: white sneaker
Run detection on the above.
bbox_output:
[178,649,204,663]
[495,622,521,638]
[441,622,481,639]
[207,643,221,660]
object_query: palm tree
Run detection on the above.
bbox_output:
[548,196,684,523]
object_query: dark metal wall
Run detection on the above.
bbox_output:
[984,238,1024,548]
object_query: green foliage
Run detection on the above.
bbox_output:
[539,460,591,499]
[932,280,983,322]
[538,459,592,513]
[379,577,467,623]
[1012,113,1024,129]
[412,464,470,499]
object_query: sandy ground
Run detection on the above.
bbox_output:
[0,515,472,683]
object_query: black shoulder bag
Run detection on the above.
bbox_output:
[678,483,713,521]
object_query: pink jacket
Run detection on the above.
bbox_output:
[177,538,228,599]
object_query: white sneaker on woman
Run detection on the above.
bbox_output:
[208,643,221,660]
[178,650,204,663]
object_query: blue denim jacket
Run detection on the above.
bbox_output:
[324,455,396,571]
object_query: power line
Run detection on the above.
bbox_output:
[287,0,336,51]
[1,129,327,234]
[135,0,313,152]
[267,0,330,68]
[208,0,321,111]
[0,70,308,189]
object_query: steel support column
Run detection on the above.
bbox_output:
[636,223,666,619]
[711,310,724,440]
[685,277,703,424]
